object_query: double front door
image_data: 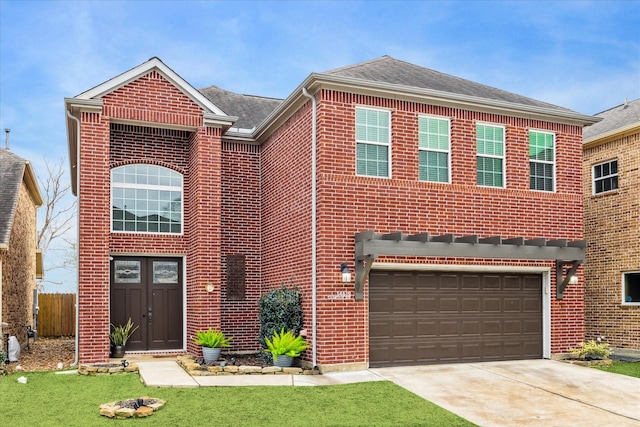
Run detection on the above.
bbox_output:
[110,257,183,351]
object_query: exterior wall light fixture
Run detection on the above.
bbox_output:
[341,262,352,283]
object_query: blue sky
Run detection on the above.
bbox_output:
[1,0,639,293]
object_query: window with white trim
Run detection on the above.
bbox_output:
[419,116,450,183]
[476,124,505,187]
[529,130,555,192]
[111,164,183,234]
[593,160,618,194]
[356,107,390,178]
[623,272,640,304]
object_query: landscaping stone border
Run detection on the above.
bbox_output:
[79,362,139,375]
[560,358,613,367]
[177,355,320,376]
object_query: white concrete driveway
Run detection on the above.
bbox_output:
[371,359,640,427]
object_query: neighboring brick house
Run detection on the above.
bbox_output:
[583,98,640,351]
[65,56,598,368]
[0,148,43,347]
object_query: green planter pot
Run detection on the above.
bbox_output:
[202,347,222,363]
[273,355,294,368]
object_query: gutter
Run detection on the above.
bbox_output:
[301,87,318,369]
[66,109,80,367]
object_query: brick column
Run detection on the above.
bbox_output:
[186,126,222,354]
[77,111,111,363]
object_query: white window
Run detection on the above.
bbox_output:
[623,272,640,304]
[419,116,450,183]
[476,123,505,187]
[593,160,618,194]
[529,130,555,192]
[111,164,183,234]
[356,107,391,178]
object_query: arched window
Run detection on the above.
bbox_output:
[111,164,183,234]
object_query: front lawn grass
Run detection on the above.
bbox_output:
[0,371,476,426]
[594,361,640,378]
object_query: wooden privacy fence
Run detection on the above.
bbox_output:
[37,293,76,337]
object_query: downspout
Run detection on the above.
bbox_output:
[301,87,317,369]
[66,109,80,367]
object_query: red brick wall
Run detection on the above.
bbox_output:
[260,89,585,366]
[221,142,262,351]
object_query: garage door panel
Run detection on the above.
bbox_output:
[462,321,481,335]
[393,297,416,312]
[524,297,541,312]
[439,298,459,312]
[483,298,501,312]
[370,271,542,366]
[417,321,437,337]
[503,320,522,334]
[417,297,436,312]
[504,298,521,312]
[440,321,460,336]
[440,275,460,289]
[462,298,481,312]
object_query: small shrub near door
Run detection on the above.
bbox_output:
[258,283,303,362]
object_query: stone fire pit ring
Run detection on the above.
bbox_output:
[99,397,166,419]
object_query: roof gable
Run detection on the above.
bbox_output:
[75,57,227,117]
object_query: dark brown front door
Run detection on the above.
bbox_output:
[369,271,542,367]
[110,257,183,351]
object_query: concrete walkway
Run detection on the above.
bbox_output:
[371,360,640,427]
[137,360,384,388]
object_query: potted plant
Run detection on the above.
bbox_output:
[110,318,139,358]
[193,328,232,362]
[264,328,308,368]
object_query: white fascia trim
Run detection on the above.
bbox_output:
[75,57,227,117]
[204,113,238,128]
[372,262,552,358]
[65,98,103,113]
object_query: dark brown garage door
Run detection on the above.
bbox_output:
[369,271,542,367]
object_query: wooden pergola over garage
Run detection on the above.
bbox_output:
[354,230,586,301]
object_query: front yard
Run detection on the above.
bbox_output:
[595,361,640,378]
[0,371,476,426]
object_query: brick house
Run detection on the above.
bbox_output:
[65,56,598,368]
[583,98,640,351]
[0,148,43,347]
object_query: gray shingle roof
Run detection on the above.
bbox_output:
[198,85,283,130]
[583,98,640,140]
[0,149,28,246]
[323,56,573,112]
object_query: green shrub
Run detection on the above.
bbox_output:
[264,328,308,362]
[193,328,232,348]
[258,283,303,362]
[569,340,612,360]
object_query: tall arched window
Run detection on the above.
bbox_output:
[111,164,183,234]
